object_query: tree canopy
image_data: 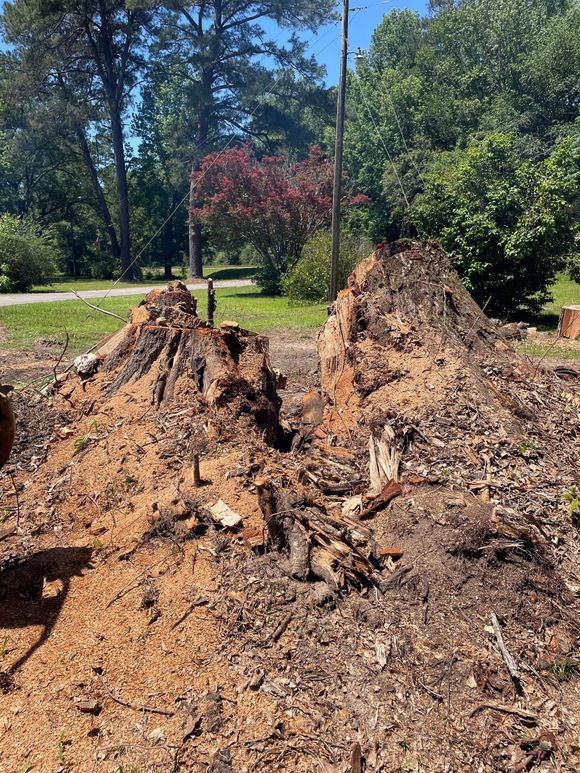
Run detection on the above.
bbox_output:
[0,0,577,313]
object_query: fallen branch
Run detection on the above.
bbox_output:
[267,612,293,643]
[491,612,522,691]
[71,291,128,322]
[470,702,536,721]
[101,678,175,716]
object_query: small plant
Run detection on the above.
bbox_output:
[550,656,579,681]
[72,420,100,457]
[0,634,15,659]
[56,730,71,769]
[562,486,580,516]
[124,474,137,490]
[73,434,90,455]
[517,439,536,455]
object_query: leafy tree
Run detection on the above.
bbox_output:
[153,0,336,277]
[2,0,153,280]
[411,132,580,315]
[282,230,371,302]
[190,144,363,293]
[0,214,59,291]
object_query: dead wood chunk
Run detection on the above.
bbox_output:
[377,546,404,560]
[209,500,242,529]
[360,479,402,519]
[368,426,400,495]
[248,669,264,690]
[351,741,363,773]
[559,305,580,340]
[301,390,324,425]
[76,699,101,714]
[243,525,264,551]
[285,518,310,580]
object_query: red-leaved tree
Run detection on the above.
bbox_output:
[190,144,365,293]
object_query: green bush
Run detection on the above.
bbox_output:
[0,214,60,292]
[411,132,580,316]
[282,230,372,302]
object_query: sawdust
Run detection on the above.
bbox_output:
[0,250,579,772]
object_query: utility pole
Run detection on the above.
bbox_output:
[329,0,349,304]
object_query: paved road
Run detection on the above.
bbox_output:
[0,278,254,307]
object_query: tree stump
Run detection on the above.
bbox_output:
[100,281,281,443]
[558,305,580,341]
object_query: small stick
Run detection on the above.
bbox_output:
[470,702,536,721]
[53,331,70,382]
[192,453,201,488]
[71,291,128,322]
[100,679,175,716]
[491,612,522,690]
[267,612,293,643]
[9,471,20,528]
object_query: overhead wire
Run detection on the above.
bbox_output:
[82,11,351,317]
[12,12,352,393]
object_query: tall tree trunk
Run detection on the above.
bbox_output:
[109,101,133,280]
[189,71,212,279]
[75,126,121,263]
[163,192,176,280]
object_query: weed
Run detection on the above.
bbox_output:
[56,730,71,770]
[124,474,137,490]
[517,439,536,454]
[73,434,90,455]
[562,486,580,516]
[550,656,579,681]
[0,634,15,659]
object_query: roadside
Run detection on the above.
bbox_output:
[0,278,254,307]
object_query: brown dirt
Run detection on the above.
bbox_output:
[0,250,579,772]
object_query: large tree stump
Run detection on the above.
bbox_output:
[559,305,580,341]
[0,388,15,470]
[99,282,281,442]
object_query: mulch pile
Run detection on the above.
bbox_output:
[0,245,578,772]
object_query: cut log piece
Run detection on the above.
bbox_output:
[559,305,580,341]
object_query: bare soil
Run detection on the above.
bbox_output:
[0,250,579,773]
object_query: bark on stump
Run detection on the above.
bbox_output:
[100,281,281,443]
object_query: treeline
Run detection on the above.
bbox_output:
[0,0,336,285]
[0,1,578,316]
[344,0,579,313]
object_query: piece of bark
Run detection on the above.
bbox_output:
[360,479,402,519]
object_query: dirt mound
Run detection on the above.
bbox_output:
[0,256,579,772]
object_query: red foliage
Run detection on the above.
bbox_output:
[189,144,366,286]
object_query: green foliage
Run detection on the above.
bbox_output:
[411,132,580,315]
[0,214,59,292]
[282,230,372,302]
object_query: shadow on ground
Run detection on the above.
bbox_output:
[0,546,93,676]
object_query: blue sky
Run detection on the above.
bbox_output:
[0,2,428,80]
[301,1,427,84]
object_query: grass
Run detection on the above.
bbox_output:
[30,265,256,293]
[522,273,580,331]
[0,285,327,353]
[1,272,577,361]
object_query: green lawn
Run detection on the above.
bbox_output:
[31,265,256,292]
[524,273,580,330]
[0,286,326,353]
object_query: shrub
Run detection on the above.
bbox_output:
[282,230,372,302]
[411,132,580,316]
[0,214,59,292]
